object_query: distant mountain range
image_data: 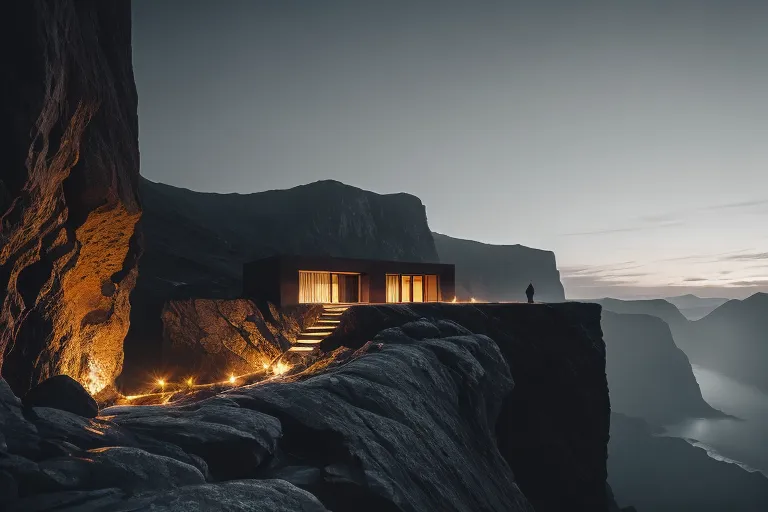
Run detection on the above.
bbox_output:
[665,294,729,321]
[597,293,768,393]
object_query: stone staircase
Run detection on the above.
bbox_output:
[288,304,350,354]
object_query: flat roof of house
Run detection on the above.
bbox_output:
[245,254,454,269]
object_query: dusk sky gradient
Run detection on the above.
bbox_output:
[132,0,768,299]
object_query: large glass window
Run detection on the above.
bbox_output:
[425,275,439,301]
[386,274,399,303]
[412,275,424,302]
[299,271,331,303]
[401,275,412,302]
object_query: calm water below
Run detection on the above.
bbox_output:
[663,365,768,476]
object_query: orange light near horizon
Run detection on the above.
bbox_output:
[186,377,194,387]
[470,297,477,303]
[228,374,237,384]
[157,379,166,389]
[451,296,457,303]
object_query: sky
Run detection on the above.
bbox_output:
[131,0,768,300]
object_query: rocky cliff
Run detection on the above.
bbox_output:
[432,233,566,302]
[0,303,613,511]
[595,298,689,332]
[122,178,437,387]
[602,311,722,425]
[0,0,141,397]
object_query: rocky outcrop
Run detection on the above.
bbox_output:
[156,300,322,387]
[0,0,141,397]
[602,311,722,425]
[322,302,610,512]
[595,298,689,332]
[123,178,437,386]
[21,375,98,419]
[432,232,566,302]
[1,303,612,511]
[609,413,768,512]
[676,293,768,391]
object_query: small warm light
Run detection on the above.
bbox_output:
[273,361,290,376]
[470,297,477,303]
[228,374,237,384]
[157,379,165,388]
[451,296,457,303]
[186,377,194,387]
[262,363,270,370]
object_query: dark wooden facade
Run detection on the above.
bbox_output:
[244,255,455,307]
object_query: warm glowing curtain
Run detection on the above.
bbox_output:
[386,275,400,303]
[299,271,331,303]
[412,276,424,302]
[426,275,438,302]
[401,275,412,302]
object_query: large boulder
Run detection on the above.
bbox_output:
[0,0,141,396]
[22,375,98,418]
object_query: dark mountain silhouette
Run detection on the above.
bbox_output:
[432,233,565,302]
[609,413,768,512]
[602,311,722,425]
[665,294,728,321]
[676,293,768,391]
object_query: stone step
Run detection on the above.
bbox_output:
[288,346,315,352]
[295,337,324,343]
[316,319,341,324]
[306,326,333,330]
[300,331,332,337]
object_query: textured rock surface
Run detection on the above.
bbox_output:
[0,303,612,511]
[22,375,98,418]
[602,311,722,425]
[0,0,141,396]
[609,413,768,512]
[123,178,436,387]
[432,232,566,302]
[322,302,609,512]
[154,299,322,387]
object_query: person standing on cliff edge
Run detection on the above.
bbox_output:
[526,283,535,303]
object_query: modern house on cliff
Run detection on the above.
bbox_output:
[244,255,455,307]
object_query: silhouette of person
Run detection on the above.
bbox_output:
[525,283,535,304]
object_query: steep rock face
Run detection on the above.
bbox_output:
[322,302,610,512]
[676,293,768,391]
[595,298,688,332]
[432,232,566,302]
[609,413,768,512]
[123,178,436,385]
[0,0,141,396]
[156,300,322,387]
[602,311,721,425]
[2,304,602,511]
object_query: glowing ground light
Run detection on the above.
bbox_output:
[228,374,237,384]
[186,377,194,387]
[157,379,165,389]
[263,363,270,370]
[470,297,477,303]
[452,296,457,303]
[273,361,290,376]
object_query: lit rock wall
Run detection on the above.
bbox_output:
[160,300,323,385]
[0,0,141,397]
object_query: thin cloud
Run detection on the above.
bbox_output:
[726,279,768,287]
[683,277,707,282]
[704,199,768,211]
[721,252,768,262]
[563,221,683,237]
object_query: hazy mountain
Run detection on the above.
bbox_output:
[609,413,768,512]
[676,293,768,392]
[432,233,566,302]
[602,312,722,425]
[595,298,688,331]
[666,294,729,321]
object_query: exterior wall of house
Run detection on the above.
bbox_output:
[244,255,455,307]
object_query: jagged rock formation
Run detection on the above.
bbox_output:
[609,413,768,511]
[602,311,722,425]
[322,302,610,512]
[122,178,436,386]
[676,293,768,391]
[432,232,566,302]
[158,300,323,386]
[0,0,141,397]
[0,303,615,511]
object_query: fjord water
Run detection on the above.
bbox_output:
[663,365,768,475]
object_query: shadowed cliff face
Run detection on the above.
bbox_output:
[0,0,141,396]
[432,232,566,302]
[322,302,610,512]
[602,311,722,425]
